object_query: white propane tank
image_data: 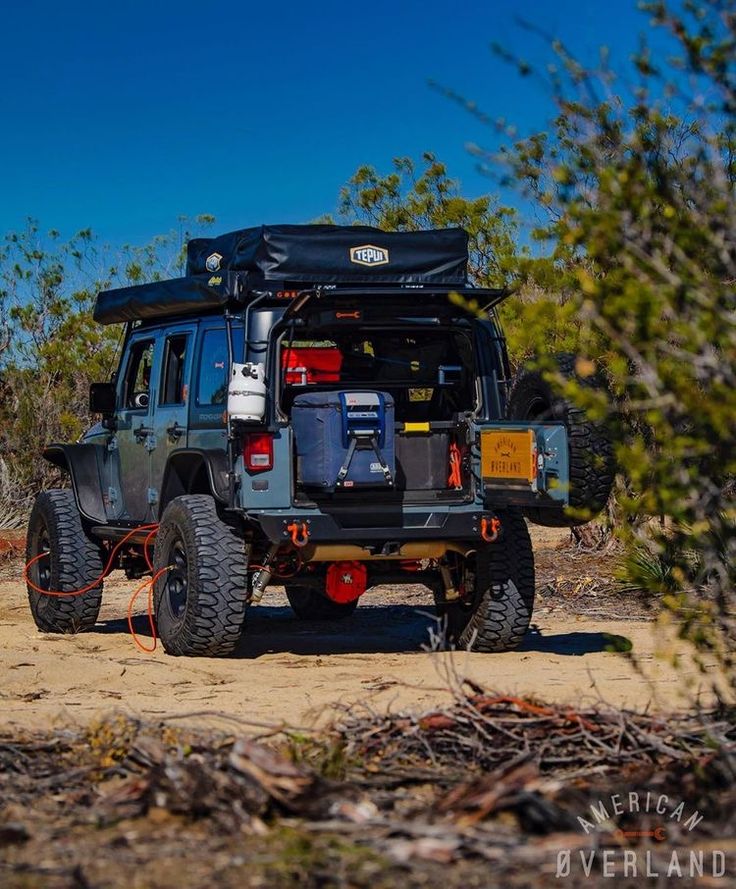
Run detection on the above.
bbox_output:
[227,363,266,422]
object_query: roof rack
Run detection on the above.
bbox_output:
[93,277,509,326]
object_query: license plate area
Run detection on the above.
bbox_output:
[481,429,536,482]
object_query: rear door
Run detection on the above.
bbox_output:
[148,323,197,508]
[473,421,569,508]
[471,320,569,506]
[114,331,160,522]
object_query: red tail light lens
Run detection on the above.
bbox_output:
[244,433,273,472]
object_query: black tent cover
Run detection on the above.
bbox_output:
[186,224,468,283]
[93,272,246,325]
[93,225,470,325]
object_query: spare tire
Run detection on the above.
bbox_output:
[506,354,614,527]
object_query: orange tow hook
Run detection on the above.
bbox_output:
[480,516,501,543]
[287,521,310,548]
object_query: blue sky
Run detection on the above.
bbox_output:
[0,0,653,247]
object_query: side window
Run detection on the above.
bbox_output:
[160,334,189,406]
[123,339,155,410]
[196,328,244,406]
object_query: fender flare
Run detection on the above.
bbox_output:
[159,449,230,515]
[42,443,108,524]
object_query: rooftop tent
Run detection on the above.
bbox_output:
[92,225,474,326]
[186,224,469,284]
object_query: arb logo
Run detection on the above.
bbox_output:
[349,245,389,266]
[205,252,223,272]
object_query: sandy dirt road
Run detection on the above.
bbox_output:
[0,531,721,734]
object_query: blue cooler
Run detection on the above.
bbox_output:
[292,391,395,491]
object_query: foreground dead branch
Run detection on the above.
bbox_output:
[0,695,734,888]
[336,686,735,778]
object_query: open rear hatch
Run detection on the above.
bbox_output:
[276,295,478,504]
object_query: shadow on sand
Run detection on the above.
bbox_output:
[93,605,632,660]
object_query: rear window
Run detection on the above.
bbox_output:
[160,334,189,406]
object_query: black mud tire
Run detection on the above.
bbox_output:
[443,511,534,652]
[153,495,248,657]
[507,353,615,528]
[26,489,104,634]
[285,585,359,620]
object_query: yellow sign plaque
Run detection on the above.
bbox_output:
[481,429,536,482]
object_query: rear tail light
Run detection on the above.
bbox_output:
[244,433,273,472]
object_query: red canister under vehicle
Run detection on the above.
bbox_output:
[325,561,367,603]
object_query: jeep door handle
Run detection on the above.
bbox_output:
[166,422,184,441]
[134,424,153,442]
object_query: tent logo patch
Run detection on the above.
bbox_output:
[350,245,389,266]
[205,252,223,272]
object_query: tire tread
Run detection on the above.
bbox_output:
[26,489,103,633]
[153,495,248,656]
[449,511,535,652]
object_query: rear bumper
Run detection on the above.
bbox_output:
[247,505,487,544]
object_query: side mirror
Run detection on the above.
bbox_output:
[89,382,117,415]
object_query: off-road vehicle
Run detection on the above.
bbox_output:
[26,225,613,656]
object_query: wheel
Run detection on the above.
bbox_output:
[507,353,615,527]
[153,495,248,656]
[26,489,104,633]
[442,511,534,652]
[285,585,359,620]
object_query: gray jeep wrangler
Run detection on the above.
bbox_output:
[26,225,613,656]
